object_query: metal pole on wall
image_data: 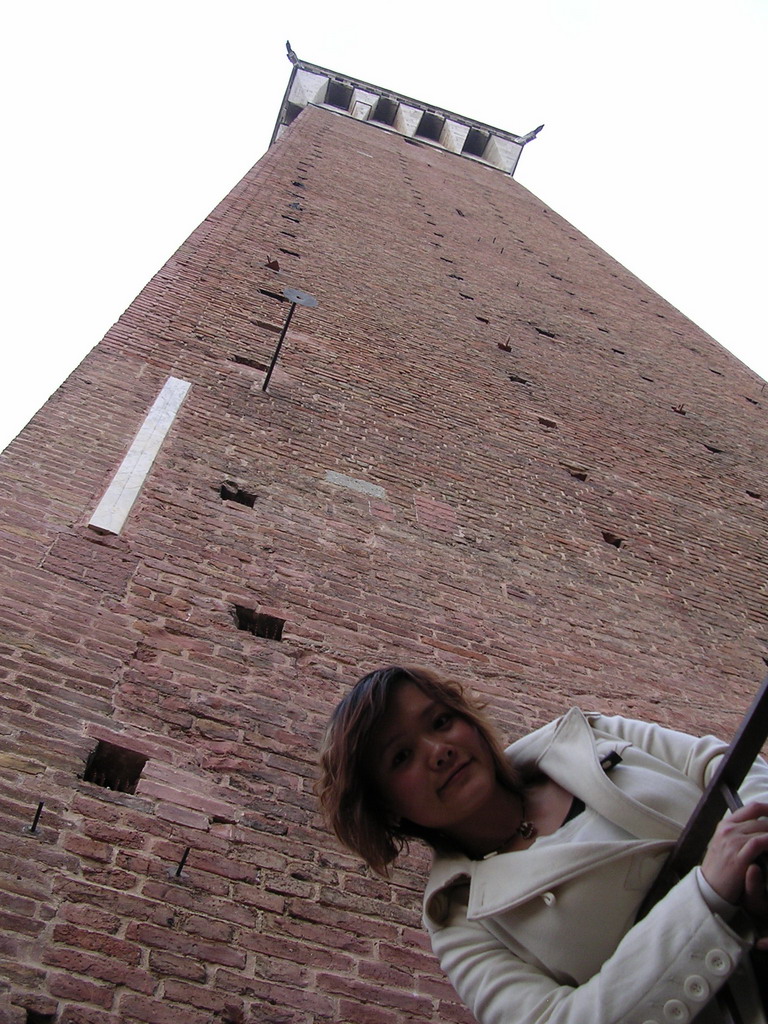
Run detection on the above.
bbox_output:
[262,287,318,392]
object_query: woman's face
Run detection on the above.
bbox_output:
[369,681,498,835]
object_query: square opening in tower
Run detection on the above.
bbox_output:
[371,96,398,125]
[325,80,353,111]
[83,741,148,794]
[416,112,445,142]
[462,128,490,158]
[234,605,285,641]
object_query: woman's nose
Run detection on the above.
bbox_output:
[426,739,454,768]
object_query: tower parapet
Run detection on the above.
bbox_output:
[272,53,542,176]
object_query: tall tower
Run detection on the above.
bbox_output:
[1,56,766,1024]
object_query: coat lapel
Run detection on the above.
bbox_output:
[532,708,685,842]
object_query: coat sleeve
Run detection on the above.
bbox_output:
[429,869,755,1024]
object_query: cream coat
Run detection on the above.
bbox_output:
[423,709,768,1024]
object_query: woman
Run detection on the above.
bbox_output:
[318,665,768,1024]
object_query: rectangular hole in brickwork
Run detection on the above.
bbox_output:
[284,102,302,125]
[325,80,353,110]
[26,1014,56,1024]
[83,741,147,794]
[233,355,268,371]
[416,111,445,141]
[259,288,289,302]
[234,606,285,641]
[462,128,489,157]
[220,481,256,508]
[371,96,398,125]
[279,248,301,258]
[602,531,624,549]
[251,319,281,334]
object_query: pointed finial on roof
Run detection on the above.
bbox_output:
[286,40,299,65]
[519,124,545,144]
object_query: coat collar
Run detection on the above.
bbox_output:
[424,708,682,924]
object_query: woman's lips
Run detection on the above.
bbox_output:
[440,760,470,793]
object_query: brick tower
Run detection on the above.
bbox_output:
[1,55,766,1024]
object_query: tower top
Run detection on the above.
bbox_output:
[272,46,543,177]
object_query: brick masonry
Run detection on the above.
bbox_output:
[0,96,767,1023]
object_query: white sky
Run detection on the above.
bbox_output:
[2,0,766,453]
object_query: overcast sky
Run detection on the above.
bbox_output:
[2,0,766,453]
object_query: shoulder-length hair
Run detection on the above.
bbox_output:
[317,665,520,875]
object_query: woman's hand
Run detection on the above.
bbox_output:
[701,801,768,945]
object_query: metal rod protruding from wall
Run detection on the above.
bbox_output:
[29,801,44,834]
[262,302,297,392]
[175,846,191,877]
[261,286,318,393]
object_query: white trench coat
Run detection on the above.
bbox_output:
[423,708,768,1024]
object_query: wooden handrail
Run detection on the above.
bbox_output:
[636,673,768,1018]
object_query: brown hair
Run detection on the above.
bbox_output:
[317,665,519,875]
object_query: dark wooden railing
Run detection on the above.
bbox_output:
[637,673,768,1019]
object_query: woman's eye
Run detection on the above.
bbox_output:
[391,749,409,768]
[434,712,453,729]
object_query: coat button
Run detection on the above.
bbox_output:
[542,891,556,906]
[704,949,732,976]
[663,999,690,1023]
[683,975,710,1002]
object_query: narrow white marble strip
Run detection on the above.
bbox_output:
[89,376,191,535]
[325,470,386,499]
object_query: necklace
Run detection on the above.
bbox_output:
[480,793,537,859]
[517,797,537,840]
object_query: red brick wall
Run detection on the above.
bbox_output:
[0,101,766,1023]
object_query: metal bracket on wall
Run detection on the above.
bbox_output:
[262,287,318,392]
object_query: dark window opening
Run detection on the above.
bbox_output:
[325,80,353,110]
[234,606,285,641]
[84,741,147,794]
[602,532,624,549]
[26,1013,56,1024]
[416,112,445,142]
[371,97,398,125]
[278,248,301,258]
[538,417,558,429]
[220,481,256,508]
[462,128,489,157]
[535,327,557,339]
[284,102,303,125]
[476,316,490,324]
[509,374,530,386]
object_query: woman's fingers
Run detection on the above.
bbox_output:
[701,802,768,904]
